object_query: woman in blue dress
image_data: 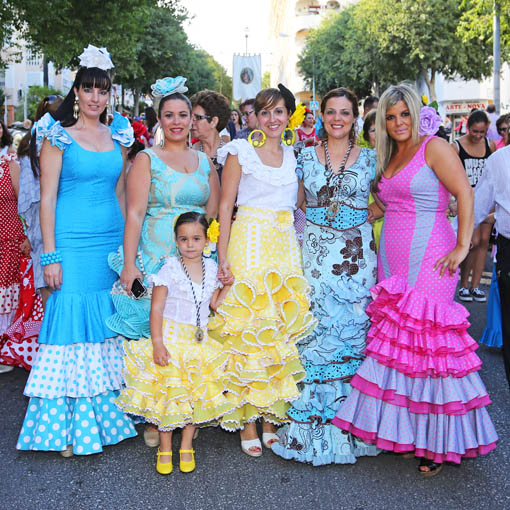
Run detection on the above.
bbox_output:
[107,77,219,342]
[271,88,380,465]
[17,46,137,456]
[106,77,219,448]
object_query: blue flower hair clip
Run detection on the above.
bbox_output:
[151,76,188,98]
[314,115,324,138]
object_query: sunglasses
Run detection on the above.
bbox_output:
[44,95,61,104]
[192,114,211,122]
[242,110,254,117]
[498,127,508,133]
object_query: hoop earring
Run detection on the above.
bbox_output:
[73,96,80,119]
[281,127,295,146]
[248,129,266,148]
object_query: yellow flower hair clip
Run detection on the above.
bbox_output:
[207,219,220,243]
[288,103,307,131]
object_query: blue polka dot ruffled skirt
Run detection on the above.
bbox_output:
[17,339,137,455]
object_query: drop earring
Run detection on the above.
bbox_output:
[73,96,80,119]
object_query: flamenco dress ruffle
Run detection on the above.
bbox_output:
[332,275,499,464]
[209,206,316,431]
[116,319,235,430]
[0,258,42,369]
[17,112,137,455]
[272,280,379,465]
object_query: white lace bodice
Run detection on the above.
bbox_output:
[149,256,220,326]
[217,139,298,211]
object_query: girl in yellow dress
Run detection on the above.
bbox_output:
[116,212,233,474]
[210,85,317,457]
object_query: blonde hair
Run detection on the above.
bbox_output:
[373,83,421,191]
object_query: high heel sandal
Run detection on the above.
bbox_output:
[179,449,195,473]
[262,432,279,449]
[418,458,443,477]
[144,426,160,448]
[156,449,173,475]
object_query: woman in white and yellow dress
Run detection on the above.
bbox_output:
[210,85,316,456]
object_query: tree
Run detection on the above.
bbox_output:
[207,55,232,102]
[262,71,271,89]
[26,85,62,119]
[10,0,161,77]
[298,0,493,101]
[458,1,510,62]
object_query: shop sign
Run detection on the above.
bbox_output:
[445,101,489,114]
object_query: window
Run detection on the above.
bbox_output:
[26,50,41,67]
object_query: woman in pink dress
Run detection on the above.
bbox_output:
[332,84,498,476]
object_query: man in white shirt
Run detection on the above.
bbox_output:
[473,144,510,388]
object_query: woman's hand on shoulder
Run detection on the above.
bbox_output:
[44,262,63,290]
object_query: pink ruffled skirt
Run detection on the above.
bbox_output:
[332,275,498,464]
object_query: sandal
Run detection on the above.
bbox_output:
[262,432,279,449]
[240,438,262,457]
[418,459,443,477]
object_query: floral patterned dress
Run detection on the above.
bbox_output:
[271,146,380,465]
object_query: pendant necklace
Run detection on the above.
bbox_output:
[180,256,206,342]
[324,139,354,219]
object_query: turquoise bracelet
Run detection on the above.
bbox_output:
[40,250,63,266]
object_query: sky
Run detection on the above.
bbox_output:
[181,0,272,75]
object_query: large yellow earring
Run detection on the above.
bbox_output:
[73,96,80,119]
[281,127,295,146]
[248,129,267,148]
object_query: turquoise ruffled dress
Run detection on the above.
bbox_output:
[106,148,211,339]
[271,146,380,465]
[17,112,137,455]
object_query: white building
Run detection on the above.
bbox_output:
[1,39,74,124]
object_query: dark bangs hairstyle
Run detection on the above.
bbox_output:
[54,66,112,128]
[254,84,296,116]
[174,211,208,237]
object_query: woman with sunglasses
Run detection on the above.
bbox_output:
[190,90,231,181]
[495,114,509,150]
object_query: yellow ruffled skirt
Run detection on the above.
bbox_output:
[209,206,317,431]
[116,318,235,430]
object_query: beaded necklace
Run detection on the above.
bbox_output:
[323,139,354,219]
[179,256,206,342]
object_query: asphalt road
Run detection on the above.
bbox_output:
[1,277,509,510]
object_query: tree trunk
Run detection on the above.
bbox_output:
[422,69,437,102]
[122,86,125,109]
[43,55,49,87]
[133,89,140,116]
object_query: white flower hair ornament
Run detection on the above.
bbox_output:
[151,76,188,97]
[78,45,114,71]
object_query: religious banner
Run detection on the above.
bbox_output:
[233,54,261,101]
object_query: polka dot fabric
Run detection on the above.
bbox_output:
[17,392,136,455]
[1,257,43,370]
[332,137,498,463]
[0,155,26,332]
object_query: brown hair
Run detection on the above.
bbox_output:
[190,89,231,132]
[254,88,286,115]
[320,87,359,141]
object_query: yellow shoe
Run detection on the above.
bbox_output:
[156,449,173,475]
[179,449,195,473]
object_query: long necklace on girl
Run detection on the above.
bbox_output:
[179,256,206,342]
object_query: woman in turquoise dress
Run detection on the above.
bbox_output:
[17,47,137,456]
[107,77,219,340]
[272,88,379,465]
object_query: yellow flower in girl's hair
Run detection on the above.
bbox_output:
[421,95,429,105]
[207,219,220,243]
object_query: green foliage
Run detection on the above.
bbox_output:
[26,85,62,119]
[207,55,232,102]
[298,0,492,99]
[458,1,510,62]
[262,71,271,89]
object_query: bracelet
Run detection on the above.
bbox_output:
[40,250,63,266]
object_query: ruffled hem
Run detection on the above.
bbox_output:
[107,293,151,339]
[117,325,234,429]
[24,339,125,398]
[271,421,380,466]
[39,289,117,345]
[220,400,295,431]
[479,328,503,348]
[364,274,482,378]
[0,335,39,370]
[350,357,492,415]
[17,391,137,455]
[367,275,470,333]
[332,391,498,464]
